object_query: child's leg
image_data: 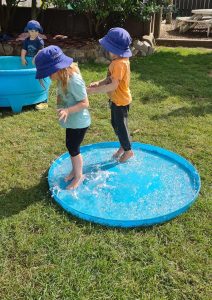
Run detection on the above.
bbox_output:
[110,101,118,136]
[67,154,84,189]
[119,149,134,162]
[112,147,124,158]
[65,127,88,189]
[110,102,124,158]
[65,128,75,181]
[64,169,75,182]
[111,103,133,162]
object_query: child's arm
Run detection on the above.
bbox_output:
[21,49,27,65]
[89,77,111,87]
[87,77,118,94]
[38,38,44,50]
[57,97,89,123]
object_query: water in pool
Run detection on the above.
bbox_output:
[48,142,200,227]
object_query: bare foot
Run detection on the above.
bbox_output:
[64,170,75,182]
[112,147,124,159]
[66,175,84,190]
[119,150,134,163]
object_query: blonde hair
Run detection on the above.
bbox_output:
[57,63,80,94]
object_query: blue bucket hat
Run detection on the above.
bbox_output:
[35,45,73,79]
[99,27,132,58]
[24,20,43,33]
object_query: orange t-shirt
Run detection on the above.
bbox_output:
[107,58,132,106]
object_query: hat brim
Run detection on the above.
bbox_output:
[35,55,73,79]
[24,26,43,33]
[99,37,132,58]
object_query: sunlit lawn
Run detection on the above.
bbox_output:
[0,47,211,299]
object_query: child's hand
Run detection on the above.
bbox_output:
[21,58,27,66]
[57,108,69,122]
[88,82,99,87]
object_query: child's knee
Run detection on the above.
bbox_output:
[68,148,80,157]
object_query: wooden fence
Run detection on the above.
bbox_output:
[3,7,155,38]
[173,0,212,15]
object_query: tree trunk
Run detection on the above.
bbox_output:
[31,0,37,20]
[0,0,3,32]
[1,2,12,32]
[154,7,163,38]
[85,12,94,37]
[1,0,24,33]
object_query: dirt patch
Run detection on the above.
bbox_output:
[160,21,212,40]
[10,33,98,49]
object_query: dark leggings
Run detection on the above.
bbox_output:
[66,127,88,157]
[110,101,131,151]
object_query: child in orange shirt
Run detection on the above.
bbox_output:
[87,27,134,162]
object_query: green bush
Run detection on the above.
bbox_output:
[50,0,162,36]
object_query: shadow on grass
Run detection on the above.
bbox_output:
[151,103,212,120]
[132,51,211,97]
[0,104,38,118]
[133,50,212,119]
[0,172,49,219]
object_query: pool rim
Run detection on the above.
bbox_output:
[0,56,36,75]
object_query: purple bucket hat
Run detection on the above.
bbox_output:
[35,45,73,79]
[99,27,132,58]
[24,20,43,33]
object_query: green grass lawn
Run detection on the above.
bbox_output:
[0,47,211,300]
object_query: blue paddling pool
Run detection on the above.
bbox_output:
[48,142,201,227]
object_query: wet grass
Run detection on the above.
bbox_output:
[0,47,211,299]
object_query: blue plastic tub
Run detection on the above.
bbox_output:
[0,56,51,113]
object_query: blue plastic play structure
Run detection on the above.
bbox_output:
[0,56,50,113]
[48,142,201,227]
